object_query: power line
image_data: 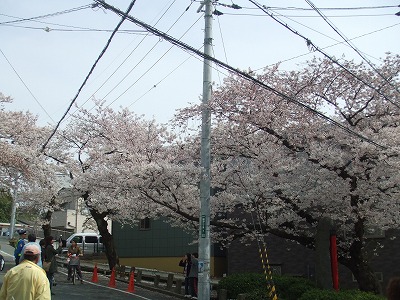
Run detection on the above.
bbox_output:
[103,13,204,110]
[94,0,387,150]
[220,12,395,18]
[65,0,179,120]
[126,52,196,110]
[0,48,55,123]
[71,0,199,118]
[304,0,400,96]
[1,23,149,34]
[41,0,137,152]
[246,0,400,109]
[0,5,94,25]
[216,3,400,11]
[253,22,400,72]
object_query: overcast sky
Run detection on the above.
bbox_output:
[1,0,399,128]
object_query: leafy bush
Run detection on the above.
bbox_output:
[298,288,385,300]
[218,273,265,298]
[218,272,384,300]
[218,273,315,299]
[273,275,316,300]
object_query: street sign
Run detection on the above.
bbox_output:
[201,215,206,238]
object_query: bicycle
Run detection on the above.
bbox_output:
[68,254,82,285]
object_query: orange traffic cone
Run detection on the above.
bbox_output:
[108,268,116,288]
[91,263,99,283]
[127,271,135,293]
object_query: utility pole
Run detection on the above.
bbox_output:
[9,177,18,239]
[198,0,213,299]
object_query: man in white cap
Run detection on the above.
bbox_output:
[20,233,43,268]
[0,243,51,300]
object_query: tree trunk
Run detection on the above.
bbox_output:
[89,208,119,270]
[340,253,381,294]
[81,191,119,270]
[339,219,382,294]
[42,210,52,238]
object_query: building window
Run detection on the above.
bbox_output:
[140,217,150,230]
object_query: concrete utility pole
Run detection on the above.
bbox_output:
[198,0,213,299]
[9,178,18,239]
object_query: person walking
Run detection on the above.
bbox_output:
[188,253,199,300]
[179,253,192,298]
[0,244,51,300]
[13,229,27,265]
[20,233,42,267]
[44,235,62,295]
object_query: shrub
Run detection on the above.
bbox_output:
[218,273,315,299]
[218,273,265,298]
[273,275,316,300]
[298,288,385,300]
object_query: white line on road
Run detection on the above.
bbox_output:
[0,250,14,258]
[59,271,152,300]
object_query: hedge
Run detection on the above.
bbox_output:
[217,272,385,300]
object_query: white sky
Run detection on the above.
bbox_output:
[1,0,399,127]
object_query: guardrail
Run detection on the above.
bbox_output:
[55,256,222,299]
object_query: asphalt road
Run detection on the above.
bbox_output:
[0,237,179,299]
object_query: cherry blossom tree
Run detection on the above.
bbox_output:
[56,100,189,269]
[0,93,69,236]
[172,54,400,293]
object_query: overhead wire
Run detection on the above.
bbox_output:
[304,0,400,95]
[246,0,400,109]
[220,12,395,18]
[65,0,179,120]
[263,8,389,63]
[103,12,204,110]
[0,5,94,25]
[1,23,149,34]
[212,2,228,86]
[127,52,196,110]
[41,0,137,152]
[253,22,400,72]
[93,0,387,150]
[216,4,400,11]
[0,48,55,123]
[0,11,148,34]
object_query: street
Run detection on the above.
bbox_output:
[0,237,180,299]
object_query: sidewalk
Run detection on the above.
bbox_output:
[56,256,219,299]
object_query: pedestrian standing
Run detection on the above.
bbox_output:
[39,239,46,263]
[188,253,199,300]
[13,229,27,265]
[179,253,192,298]
[44,235,62,295]
[0,244,51,299]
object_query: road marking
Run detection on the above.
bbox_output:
[59,271,152,300]
[0,250,14,258]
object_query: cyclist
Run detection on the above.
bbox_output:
[67,238,83,283]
